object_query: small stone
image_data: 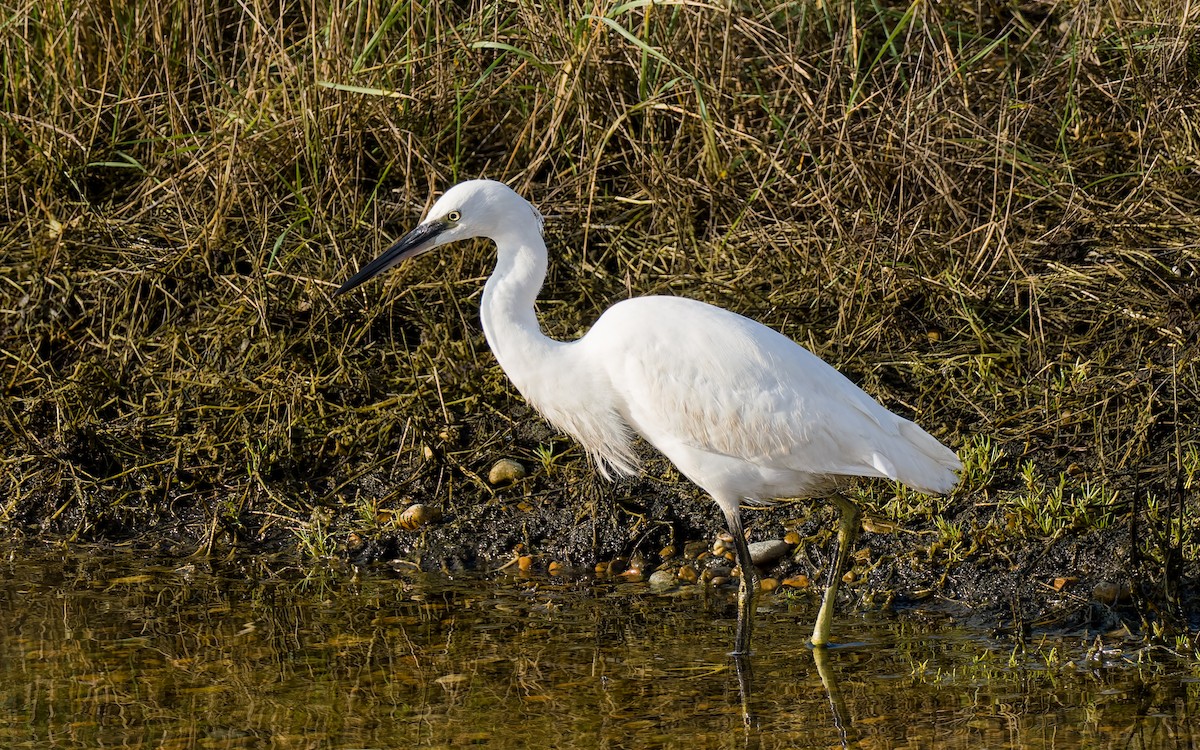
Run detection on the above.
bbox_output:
[783,531,802,546]
[704,564,733,581]
[709,576,730,587]
[398,504,442,530]
[683,540,709,559]
[548,561,564,576]
[748,539,792,567]
[517,555,533,573]
[648,569,676,590]
[759,577,780,593]
[659,545,676,560]
[488,458,527,486]
[1092,581,1131,605]
[782,575,810,589]
[677,564,699,584]
[1053,576,1077,591]
[841,570,857,584]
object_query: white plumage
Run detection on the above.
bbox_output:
[336,179,961,654]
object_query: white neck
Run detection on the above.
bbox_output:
[476,226,638,479]
[479,233,558,390]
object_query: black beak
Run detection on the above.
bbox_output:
[335,220,449,296]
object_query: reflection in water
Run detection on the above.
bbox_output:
[733,652,754,733]
[812,646,852,747]
[0,548,1195,749]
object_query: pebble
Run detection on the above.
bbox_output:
[758,577,780,593]
[782,575,810,589]
[677,564,699,584]
[648,569,676,590]
[783,530,802,546]
[704,563,733,581]
[683,540,709,559]
[1092,581,1131,605]
[712,535,732,556]
[397,503,441,530]
[548,561,564,576]
[488,458,527,485]
[748,539,791,566]
[517,555,533,573]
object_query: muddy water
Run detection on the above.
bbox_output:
[0,549,1195,749]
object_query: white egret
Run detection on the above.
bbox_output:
[336,179,961,654]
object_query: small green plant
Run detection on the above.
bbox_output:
[533,443,561,476]
[933,515,965,554]
[958,434,1004,492]
[296,507,338,560]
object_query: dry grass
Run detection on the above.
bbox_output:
[0,0,1196,606]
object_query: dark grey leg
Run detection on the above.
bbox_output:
[720,503,755,656]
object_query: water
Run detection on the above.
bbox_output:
[0,548,1195,749]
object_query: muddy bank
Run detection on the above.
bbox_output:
[2,0,1199,648]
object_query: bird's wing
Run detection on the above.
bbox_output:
[588,296,957,491]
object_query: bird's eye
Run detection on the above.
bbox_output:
[447,210,462,222]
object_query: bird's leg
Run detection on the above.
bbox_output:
[811,495,861,648]
[719,503,755,656]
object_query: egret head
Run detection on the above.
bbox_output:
[335,179,542,296]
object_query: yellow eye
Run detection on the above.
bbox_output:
[447,210,462,222]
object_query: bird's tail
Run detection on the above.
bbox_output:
[872,418,961,495]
